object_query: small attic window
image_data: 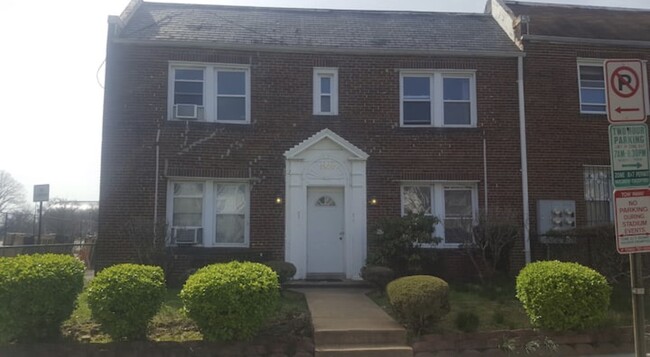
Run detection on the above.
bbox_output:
[315,196,336,207]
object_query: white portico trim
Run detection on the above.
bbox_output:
[284,129,369,280]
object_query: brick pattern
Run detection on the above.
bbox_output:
[521,41,650,261]
[97,43,524,280]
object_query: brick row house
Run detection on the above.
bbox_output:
[96,0,649,281]
[489,0,650,262]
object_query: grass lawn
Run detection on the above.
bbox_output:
[62,289,310,343]
[367,281,641,335]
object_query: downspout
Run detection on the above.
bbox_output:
[153,128,161,244]
[518,57,531,264]
[483,135,489,216]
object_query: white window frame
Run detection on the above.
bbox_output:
[400,182,479,248]
[577,58,606,115]
[166,179,250,247]
[313,67,339,115]
[168,62,251,124]
[400,70,477,128]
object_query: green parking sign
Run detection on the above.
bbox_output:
[609,124,650,188]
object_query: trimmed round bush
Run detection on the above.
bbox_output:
[86,263,166,341]
[263,260,297,284]
[516,260,611,331]
[361,265,395,291]
[386,275,450,333]
[180,261,280,341]
[0,254,85,343]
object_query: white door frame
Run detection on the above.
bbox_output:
[284,129,368,280]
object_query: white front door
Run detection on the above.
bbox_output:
[307,187,344,275]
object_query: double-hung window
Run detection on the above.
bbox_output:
[577,60,606,114]
[401,183,478,247]
[313,68,339,115]
[169,63,250,123]
[168,180,250,247]
[400,71,476,127]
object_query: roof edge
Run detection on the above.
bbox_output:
[112,38,525,58]
[142,1,492,16]
[522,34,650,49]
[505,0,650,13]
[108,0,142,33]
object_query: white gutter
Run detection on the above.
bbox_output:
[111,38,525,58]
[518,56,531,264]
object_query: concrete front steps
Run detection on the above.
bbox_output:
[316,327,411,356]
[296,288,413,357]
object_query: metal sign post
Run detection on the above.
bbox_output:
[33,184,49,245]
[606,58,648,357]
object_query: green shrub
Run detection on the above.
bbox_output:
[455,311,480,333]
[86,264,166,341]
[180,261,280,341]
[263,261,297,284]
[0,254,85,343]
[516,260,611,331]
[386,275,450,334]
[361,265,395,292]
[367,213,440,275]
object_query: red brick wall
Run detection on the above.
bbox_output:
[97,42,524,281]
[520,40,650,262]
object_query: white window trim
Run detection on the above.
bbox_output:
[400,182,479,248]
[400,70,477,128]
[313,67,339,115]
[166,179,250,248]
[576,58,606,115]
[168,62,251,124]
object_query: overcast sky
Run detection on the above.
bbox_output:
[1,0,649,204]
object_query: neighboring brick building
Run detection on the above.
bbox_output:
[97,0,527,281]
[489,0,650,261]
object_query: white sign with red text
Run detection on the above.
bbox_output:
[614,188,650,253]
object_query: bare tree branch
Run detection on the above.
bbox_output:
[0,170,26,213]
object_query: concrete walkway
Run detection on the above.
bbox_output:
[295,288,412,356]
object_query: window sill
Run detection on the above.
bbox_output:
[167,118,251,125]
[580,112,607,118]
[400,123,477,129]
[169,244,250,249]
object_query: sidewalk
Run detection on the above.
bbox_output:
[295,287,412,356]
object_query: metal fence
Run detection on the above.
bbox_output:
[0,243,95,270]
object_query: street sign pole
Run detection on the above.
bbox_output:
[37,201,43,245]
[606,59,649,357]
[33,184,49,245]
[630,253,646,357]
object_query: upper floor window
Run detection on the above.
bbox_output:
[577,61,606,114]
[401,182,478,247]
[169,63,250,124]
[400,71,477,127]
[313,68,339,115]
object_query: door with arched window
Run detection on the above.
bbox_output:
[306,187,344,277]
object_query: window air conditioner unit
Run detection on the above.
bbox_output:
[174,104,199,120]
[171,227,203,245]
